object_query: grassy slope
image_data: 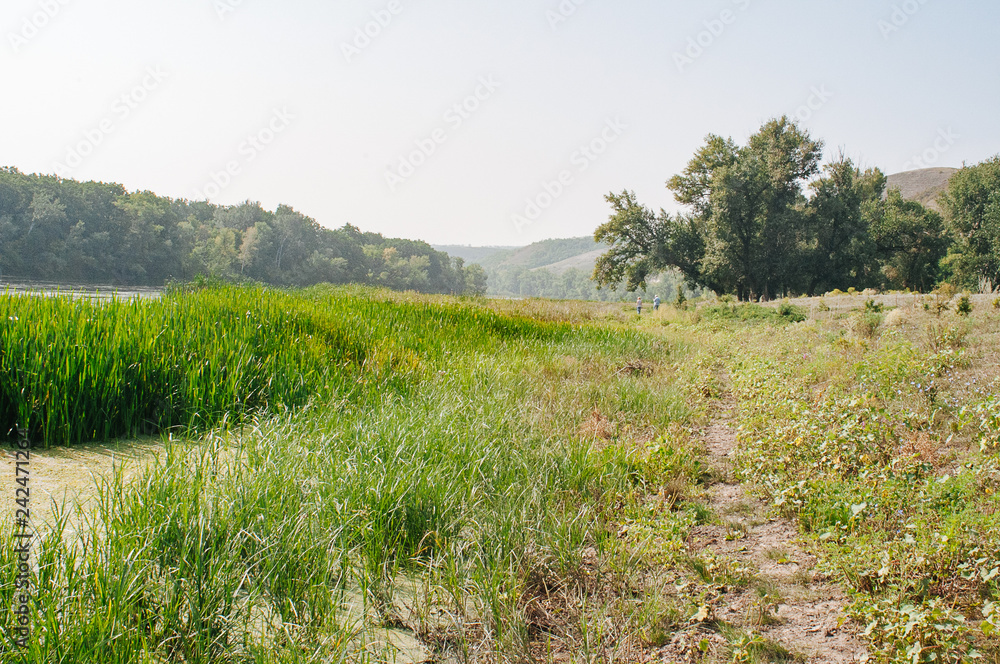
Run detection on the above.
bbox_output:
[532,248,608,276]
[470,237,605,272]
[429,245,518,265]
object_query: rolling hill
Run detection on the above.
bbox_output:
[431,245,518,265]
[434,236,679,301]
[885,167,958,212]
[533,248,608,275]
[435,237,607,273]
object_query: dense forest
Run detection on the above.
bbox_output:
[595,117,1000,300]
[0,168,487,294]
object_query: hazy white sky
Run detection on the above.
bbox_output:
[3,0,997,246]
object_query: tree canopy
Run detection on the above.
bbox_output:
[594,117,968,300]
[0,168,486,295]
[939,156,1000,290]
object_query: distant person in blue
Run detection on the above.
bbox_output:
[653,295,660,311]
[636,296,642,315]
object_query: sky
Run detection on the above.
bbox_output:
[2,0,998,247]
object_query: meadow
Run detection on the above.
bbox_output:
[0,285,998,663]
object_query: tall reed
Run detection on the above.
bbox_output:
[0,286,410,446]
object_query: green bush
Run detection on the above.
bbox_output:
[701,302,805,324]
[777,300,807,322]
[864,299,885,313]
[956,294,973,317]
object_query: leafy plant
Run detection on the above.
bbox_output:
[956,294,973,317]
[855,598,978,664]
[849,311,884,338]
[777,300,807,322]
[864,299,885,313]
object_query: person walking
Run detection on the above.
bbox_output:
[653,294,660,311]
[636,296,642,315]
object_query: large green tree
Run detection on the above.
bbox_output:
[804,157,885,294]
[939,156,1000,289]
[592,190,671,292]
[868,189,949,292]
[595,117,823,300]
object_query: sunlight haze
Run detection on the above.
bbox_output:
[3,0,997,245]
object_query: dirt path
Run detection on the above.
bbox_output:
[689,403,868,663]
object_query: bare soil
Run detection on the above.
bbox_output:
[685,403,869,663]
[1,439,164,536]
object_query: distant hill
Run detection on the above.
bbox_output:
[885,167,958,212]
[434,235,672,301]
[487,237,606,270]
[532,248,607,275]
[431,245,517,265]
[435,236,608,274]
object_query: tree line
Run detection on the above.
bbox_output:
[0,168,486,295]
[594,117,1000,300]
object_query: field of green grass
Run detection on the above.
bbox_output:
[1,285,998,663]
